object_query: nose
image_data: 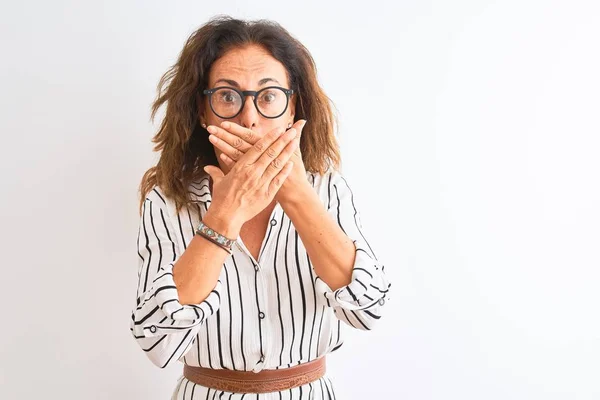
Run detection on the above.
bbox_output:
[238,95,260,129]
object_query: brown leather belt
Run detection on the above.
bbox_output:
[183,357,326,394]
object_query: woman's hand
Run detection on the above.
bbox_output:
[203,126,298,230]
[207,119,310,204]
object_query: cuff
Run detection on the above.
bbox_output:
[138,262,222,338]
[315,242,390,311]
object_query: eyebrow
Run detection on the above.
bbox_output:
[213,77,281,87]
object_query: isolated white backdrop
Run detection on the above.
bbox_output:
[1,1,598,399]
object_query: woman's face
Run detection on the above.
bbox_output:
[202,44,296,171]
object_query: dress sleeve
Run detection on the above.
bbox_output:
[314,170,391,330]
[129,197,221,368]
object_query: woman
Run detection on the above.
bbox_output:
[130,16,391,399]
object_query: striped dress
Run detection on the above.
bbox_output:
[130,169,391,399]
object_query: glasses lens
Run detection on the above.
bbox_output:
[211,88,243,118]
[256,87,288,118]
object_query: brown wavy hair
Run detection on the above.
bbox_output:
[138,15,341,215]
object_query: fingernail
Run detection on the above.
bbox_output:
[221,121,230,129]
[207,126,216,134]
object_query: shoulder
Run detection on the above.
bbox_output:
[308,168,352,192]
[142,185,171,208]
[143,174,211,208]
[307,168,359,209]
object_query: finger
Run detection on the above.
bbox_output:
[208,130,246,161]
[220,121,263,145]
[253,128,297,173]
[288,119,307,157]
[220,121,285,147]
[260,132,299,182]
[203,165,225,181]
[240,126,290,165]
[290,119,307,135]
[268,161,294,197]
[207,125,254,154]
[219,152,236,168]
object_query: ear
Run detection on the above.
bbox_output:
[197,100,207,128]
[198,113,206,128]
[289,93,296,121]
[196,93,207,122]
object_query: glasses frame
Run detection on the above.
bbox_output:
[203,86,294,119]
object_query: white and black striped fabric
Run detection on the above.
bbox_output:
[130,169,391,399]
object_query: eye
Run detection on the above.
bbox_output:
[259,89,279,104]
[218,90,237,103]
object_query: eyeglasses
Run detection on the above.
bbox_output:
[203,86,294,119]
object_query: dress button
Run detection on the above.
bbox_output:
[254,265,259,272]
[149,325,157,333]
[259,356,265,363]
[259,311,265,319]
[270,219,277,226]
[378,298,385,306]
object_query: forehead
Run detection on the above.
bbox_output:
[208,44,289,87]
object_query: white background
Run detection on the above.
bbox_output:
[1,0,599,399]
